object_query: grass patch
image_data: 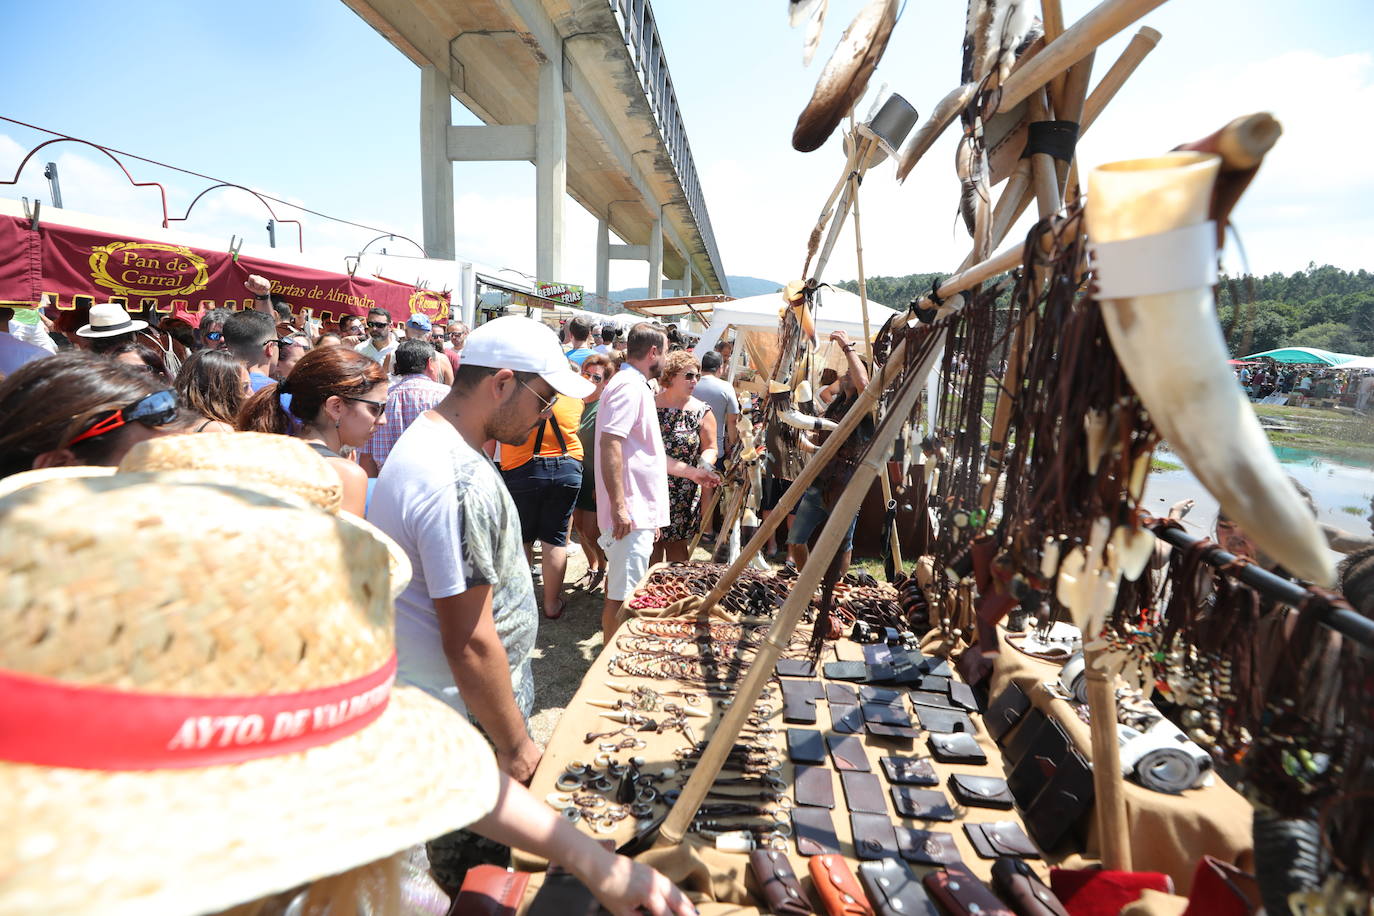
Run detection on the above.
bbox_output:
[1342,505,1366,516]
[1151,456,1184,473]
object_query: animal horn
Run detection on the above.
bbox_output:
[1086,151,1335,586]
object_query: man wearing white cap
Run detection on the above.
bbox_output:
[368,316,592,784]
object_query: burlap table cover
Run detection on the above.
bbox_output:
[985,628,1254,894]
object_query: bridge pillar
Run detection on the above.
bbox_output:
[683,269,693,296]
[595,217,610,302]
[419,65,456,261]
[536,52,566,285]
[648,207,663,299]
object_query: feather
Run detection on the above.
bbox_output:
[788,0,824,28]
[800,0,829,67]
[792,0,898,153]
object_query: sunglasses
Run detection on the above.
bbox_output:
[682,372,699,381]
[366,321,390,329]
[346,396,386,418]
[66,389,178,448]
[519,379,558,413]
[203,331,223,342]
[582,371,605,383]
[276,337,302,348]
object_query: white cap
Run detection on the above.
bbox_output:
[462,316,594,399]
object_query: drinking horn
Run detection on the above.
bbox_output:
[792,0,897,153]
[1086,151,1335,586]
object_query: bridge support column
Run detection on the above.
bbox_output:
[536,52,566,285]
[648,207,663,299]
[595,218,610,302]
[420,65,456,261]
[683,269,693,296]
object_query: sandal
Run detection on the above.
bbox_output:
[587,569,606,591]
[543,597,567,620]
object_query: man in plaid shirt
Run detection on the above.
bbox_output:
[361,338,451,472]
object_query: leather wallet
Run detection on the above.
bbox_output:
[525,869,600,916]
[927,732,987,765]
[949,681,979,713]
[827,682,860,705]
[859,686,904,706]
[1023,749,1093,851]
[850,813,900,860]
[910,690,957,710]
[1007,720,1071,809]
[1002,708,1049,765]
[985,684,1032,742]
[923,660,953,678]
[948,774,1014,809]
[991,858,1069,916]
[865,721,920,740]
[777,658,818,678]
[452,864,531,916]
[810,854,874,916]
[889,786,957,821]
[824,661,871,682]
[923,866,1015,916]
[859,859,940,916]
[827,734,872,772]
[863,703,914,727]
[749,848,813,916]
[917,675,951,694]
[782,679,826,724]
[793,806,841,856]
[831,703,864,734]
[894,827,962,867]
[880,755,939,786]
[789,728,827,765]
[840,771,888,814]
[864,643,894,665]
[964,821,1041,859]
[913,705,977,735]
[795,764,836,808]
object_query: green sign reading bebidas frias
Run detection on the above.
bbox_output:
[536,282,583,304]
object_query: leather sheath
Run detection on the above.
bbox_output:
[850,813,900,860]
[923,867,1015,916]
[894,827,962,867]
[793,806,841,856]
[948,773,1014,809]
[451,865,530,916]
[1023,749,1093,851]
[841,771,888,814]
[858,858,940,916]
[809,854,875,916]
[827,734,872,772]
[1007,720,1071,809]
[750,848,814,915]
[991,858,1069,916]
[795,764,837,808]
[880,755,939,786]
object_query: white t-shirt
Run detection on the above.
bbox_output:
[355,338,396,365]
[367,413,537,719]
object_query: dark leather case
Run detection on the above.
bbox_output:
[850,813,900,860]
[827,734,872,772]
[793,806,841,856]
[948,774,1014,809]
[894,827,962,867]
[923,867,1015,916]
[927,732,987,765]
[795,764,836,808]
[858,858,940,916]
[749,847,813,915]
[889,786,957,821]
[840,771,888,814]
[880,755,939,786]
[789,728,827,765]
[991,857,1069,916]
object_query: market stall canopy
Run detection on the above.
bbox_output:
[623,295,733,321]
[1239,346,1361,365]
[1336,355,1374,370]
[692,286,897,382]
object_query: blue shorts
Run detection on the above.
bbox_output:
[786,484,858,552]
[502,455,583,546]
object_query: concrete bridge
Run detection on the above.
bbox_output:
[341,0,729,300]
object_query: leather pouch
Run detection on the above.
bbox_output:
[927,732,987,765]
[889,786,957,821]
[917,675,951,694]
[827,682,860,705]
[749,848,813,916]
[782,679,825,724]
[864,643,894,665]
[949,681,979,713]
[991,858,1069,916]
[795,764,836,808]
[911,690,957,710]
[841,771,888,814]
[810,854,875,916]
[831,703,864,734]
[866,721,920,740]
[914,705,976,735]
[789,728,827,765]
[851,813,900,860]
[863,703,914,727]
[949,774,1014,809]
[1002,709,1048,765]
[793,806,841,857]
[859,858,940,916]
[525,870,600,916]
[859,686,904,706]
[880,755,939,786]
[827,734,872,772]
[1007,720,1071,809]
[824,661,871,682]
[986,684,1032,742]
[965,821,1040,859]
[923,660,953,678]
[1023,749,1093,851]
[777,658,818,678]
[894,827,962,867]
[924,867,1015,916]
[452,864,531,916]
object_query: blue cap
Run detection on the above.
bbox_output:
[407,313,433,332]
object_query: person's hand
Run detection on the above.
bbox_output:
[612,506,633,540]
[244,274,272,296]
[497,737,542,786]
[829,329,853,348]
[1168,498,1195,521]
[692,468,721,488]
[581,850,697,916]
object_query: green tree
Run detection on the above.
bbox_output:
[1290,321,1355,353]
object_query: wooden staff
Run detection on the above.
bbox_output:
[998,0,1167,114]
[660,338,945,844]
[1086,649,1133,869]
[1065,27,1161,199]
[1039,0,1069,115]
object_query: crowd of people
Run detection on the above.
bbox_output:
[1235,360,1374,409]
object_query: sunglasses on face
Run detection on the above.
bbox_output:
[203,331,223,342]
[519,379,558,413]
[682,372,699,381]
[66,389,178,448]
[346,396,386,419]
[582,371,605,383]
[366,321,390,329]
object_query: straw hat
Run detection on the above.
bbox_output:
[76,302,149,338]
[0,474,499,916]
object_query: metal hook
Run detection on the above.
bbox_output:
[344,254,360,278]
[228,235,243,263]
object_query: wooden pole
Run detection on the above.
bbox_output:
[1027,90,1062,217]
[1086,650,1134,869]
[687,475,730,558]
[997,0,1167,114]
[1067,27,1161,197]
[1039,0,1069,117]
[661,341,944,844]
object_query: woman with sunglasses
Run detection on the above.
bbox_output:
[0,351,176,477]
[652,350,717,563]
[237,347,388,516]
[572,353,615,590]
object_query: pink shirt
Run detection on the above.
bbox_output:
[595,363,668,531]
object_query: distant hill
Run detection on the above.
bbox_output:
[610,275,781,302]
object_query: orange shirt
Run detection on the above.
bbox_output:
[498,394,586,470]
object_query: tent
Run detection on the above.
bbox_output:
[1239,346,1360,365]
[693,287,898,382]
[1337,355,1374,370]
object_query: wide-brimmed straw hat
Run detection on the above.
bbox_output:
[76,302,149,338]
[0,473,499,916]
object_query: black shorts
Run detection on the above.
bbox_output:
[502,456,582,546]
[760,476,793,512]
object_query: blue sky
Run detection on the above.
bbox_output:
[2,0,1371,296]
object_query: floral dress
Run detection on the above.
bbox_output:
[657,400,709,542]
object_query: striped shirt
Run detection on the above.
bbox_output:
[364,374,450,469]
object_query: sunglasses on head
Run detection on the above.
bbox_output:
[366,320,390,329]
[346,396,386,418]
[65,389,178,448]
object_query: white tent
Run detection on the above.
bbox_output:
[692,286,898,382]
